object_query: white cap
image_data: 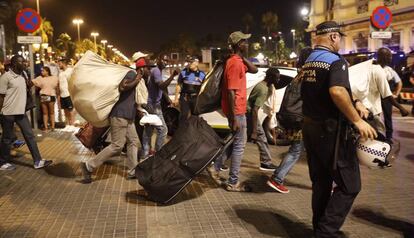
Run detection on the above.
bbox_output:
[132,51,148,62]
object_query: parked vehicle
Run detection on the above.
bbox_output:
[161,66,298,145]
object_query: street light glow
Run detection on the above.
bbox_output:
[91,32,99,37]
[101,40,108,44]
[107,45,113,48]
[291,29,296,33]
[300,7,309,16]
[72,19,84,25]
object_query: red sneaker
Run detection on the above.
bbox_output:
[267,178,289,194]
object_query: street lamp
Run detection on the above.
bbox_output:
[291,29,296,53]
[100,40,107,48]
[300,7,309,16]
[91,32,99,52]
[72,19,84,42]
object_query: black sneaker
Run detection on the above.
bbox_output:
[79,162,92,184]
[260,163,278,171]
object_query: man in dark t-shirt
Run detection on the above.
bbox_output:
[80,70,142,184]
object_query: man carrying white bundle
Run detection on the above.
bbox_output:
[80,62,146,184]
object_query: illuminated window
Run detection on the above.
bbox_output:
[353,32,368,52]
[382,31,401,51]
[383,0,398,6]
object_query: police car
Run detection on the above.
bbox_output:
[162,66,298,143]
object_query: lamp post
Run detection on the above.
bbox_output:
[291,29,296,54]
[100,40,107,48]
[72,19,84,42]
[35,0,40,14]
[91,32,99,52]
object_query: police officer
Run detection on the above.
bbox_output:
[173,57,206,123]
[301,21,377,237]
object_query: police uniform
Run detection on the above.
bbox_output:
[178,68,205,122]
[301,22,361,237]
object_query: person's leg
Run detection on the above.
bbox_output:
[125,120,139,173]
[64,109,71,125]
[87,117,128,170]
[48,101,55,130]
[15,115,42,163]
[316,178,358,237]
[303,123,334,232]
[179,95,190,124]
[272,140,303,184]
[0,115,16,161]
[228,115,247,185]
[142,125,152,157]
[41,102,49,130]
[255,120,273,166]
[154,108,168,152]
[381,99,393,140]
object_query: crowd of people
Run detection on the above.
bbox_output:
[1,20,413,237]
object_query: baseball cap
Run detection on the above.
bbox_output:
[228,31,251,45]
[132,51,148,62]
[135,58,148,68]
[315,21,346,36]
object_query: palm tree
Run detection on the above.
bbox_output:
[261,11,278,36]
[34,18,54,44]
[56,33,76,58]
[242,13,254,33]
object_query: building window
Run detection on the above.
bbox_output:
[382,31,401,51]
[353,32,368,52]
[384,0,398,6]
[357,0,369,14]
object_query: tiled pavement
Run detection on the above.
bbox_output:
[0,114,413,238]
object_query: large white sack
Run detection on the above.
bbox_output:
[349,59,373,102]
[68,51,131,127]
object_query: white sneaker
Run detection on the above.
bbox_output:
[34,160,53,169]
[0,163,16,171]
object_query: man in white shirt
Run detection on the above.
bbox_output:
[58,58,75,126]
[351,56,408,137]
[378,48,409,141]
[0,55,52,170]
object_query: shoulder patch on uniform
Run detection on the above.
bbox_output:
[342,64,346,70]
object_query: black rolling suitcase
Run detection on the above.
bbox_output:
[136,116,233,204]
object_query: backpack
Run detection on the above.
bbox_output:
[276,72,303,130]
[193,60,226,115]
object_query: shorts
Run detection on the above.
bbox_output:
[40,95,56,103]
[60,96,73,110]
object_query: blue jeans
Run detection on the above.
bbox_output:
[142,103,168,156]
[272,140,303,184]
[215,114,247,185]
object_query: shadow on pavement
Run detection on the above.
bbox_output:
[232,206,314,237]
[397,130,414,139]
[45,162,77,178]
[125,178,211,206]
[352,207,414,238]
[406,154,414,163]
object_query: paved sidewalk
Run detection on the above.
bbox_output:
[0,115,413,238]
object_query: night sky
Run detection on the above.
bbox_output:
[20,0,309,56]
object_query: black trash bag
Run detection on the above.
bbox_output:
[193,60,225,115]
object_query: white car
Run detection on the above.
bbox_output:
[162,66,298,139]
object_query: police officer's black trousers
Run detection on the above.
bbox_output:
[303,120,360,238]
[381,98,393,140]
[179,94,197,124]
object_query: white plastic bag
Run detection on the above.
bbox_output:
[68,51,131,127]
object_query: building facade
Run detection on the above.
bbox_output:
[308,0,414,54]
